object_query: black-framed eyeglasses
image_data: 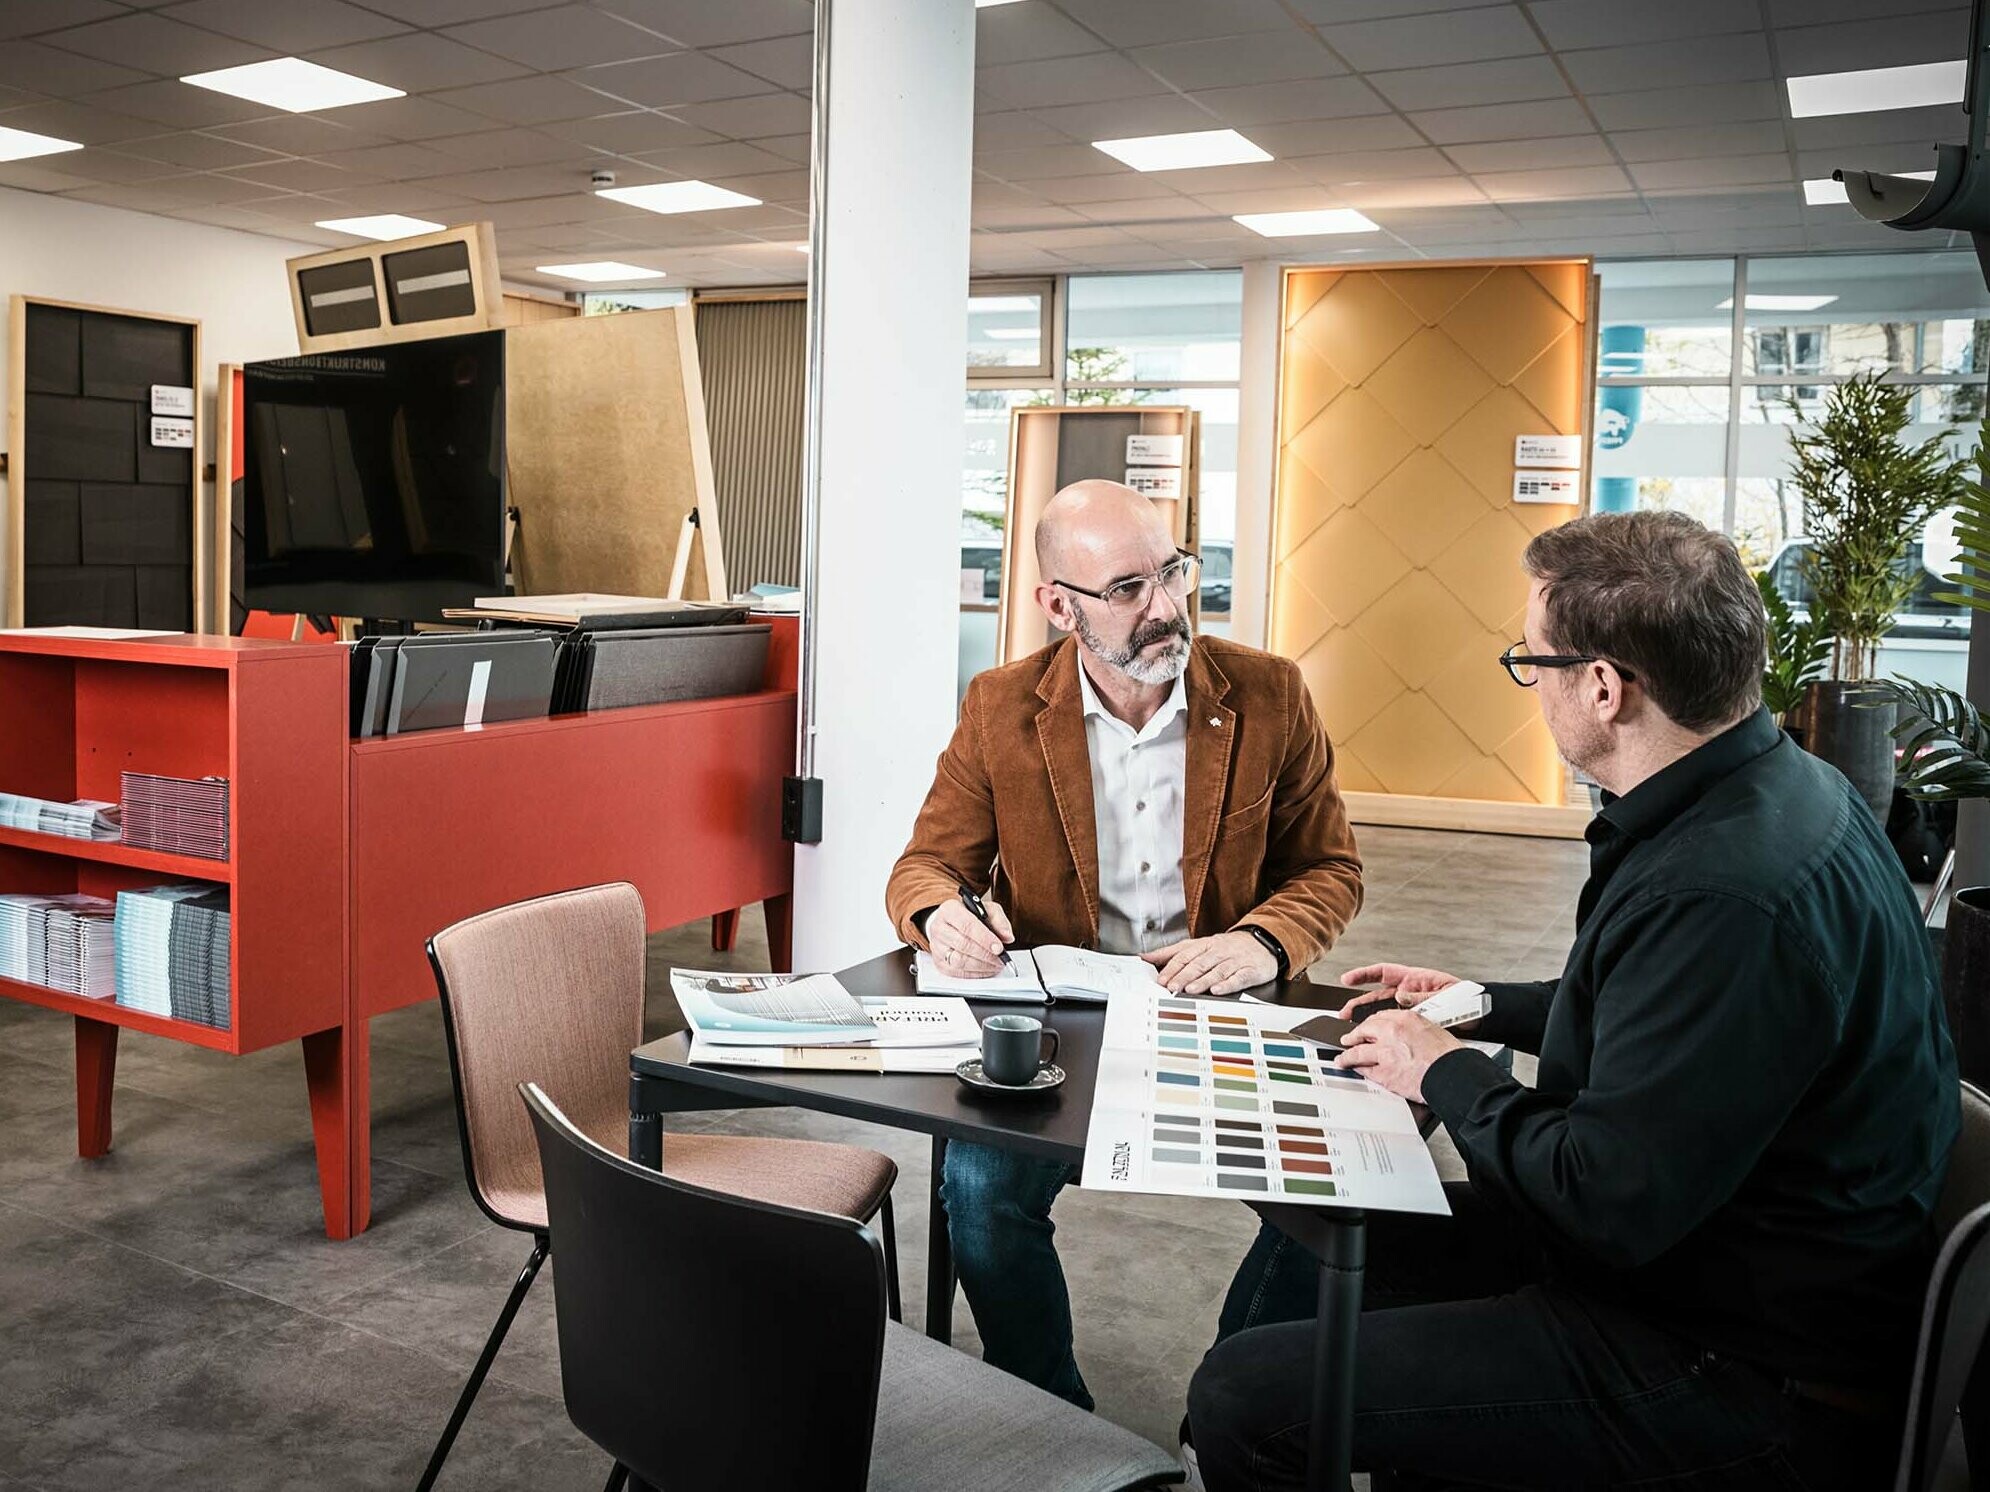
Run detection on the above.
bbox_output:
[1053,549,1200,616]
[1499,640,1637,688]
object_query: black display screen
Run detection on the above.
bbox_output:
[242,330,505,622]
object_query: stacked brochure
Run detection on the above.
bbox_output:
[914,944,1167,1003]
[0,893,116,998]
[0,792,121,841]
[674,969,981,1073]
[120,773,229,860]
[114,884,231,1028]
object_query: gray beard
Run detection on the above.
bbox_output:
[1074,607,1192,685]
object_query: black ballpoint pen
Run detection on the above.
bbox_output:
[956,882,1015,972]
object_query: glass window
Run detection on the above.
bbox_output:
[960,387,1051,601]
[1595,259,1735,378]
[1592,384,1730,533]
[581,288,688,314]
[1742,252,1990,376]
[1065,271,1242,384]
[967,280,1052,377]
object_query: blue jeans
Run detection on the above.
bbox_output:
[940,1141,1323,1412]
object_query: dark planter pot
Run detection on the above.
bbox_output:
[1802,680,1896,819]
[1943,887,1990,1090]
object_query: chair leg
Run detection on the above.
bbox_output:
[880,1192,903,1324]
[602,1464,629,1492]
[415,1234,549,1492]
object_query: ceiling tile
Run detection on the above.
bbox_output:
[1288,0,1511,16]
[975,3,1111,67]
[1473,164,1636,201]
[1334,176,1490,208]
[309,181,482,214]
[64,172,292,210]
[1774,12,1970,75]
[320,93,500,140]
[1152,159,1307,191]
[420,164,602,202]
[1584,81,1782,132]
[0,0,125,40]
[1051,0,1295,47]
[1185,76,1390,128]
[969,143,1117,182]
[425,126,600,169]
[974,110,1069,149]
[1286,146,1459,183]
[1558,34,1771,93]
[629,139,794,176]
[1409,98,1596,145]
[44,148,190,185]
[0,160,103,192]
[308,32,530,93]
[1026,96,1219,141]
[543,109,719,154]
[1319,5,1541,70]
[116,130,294,170]
[431,74,622,125]
[1767,0,1965,22]
[0,40,151,94]
[590,0,814,49]
[1368,56,1568,112]
[222,157,378,193]
[973,202,1088,228]
[751,131,809,162]
[978,51,1170,111]
[664,90,809,138]
[708,35,814,90]
[0,99,163,146]
[38,11,273,76]
[578,51,775,110]
[334,0,548,24]
[1608,121,1788,164]
[1245,115,1423,156]
[1186,185,1338,215]
[444,7,673,72]
[1131,31,1344,93]
[1444,135,1612,172]
[1068,195,1200,223]
[311,139,470,177]
[1529,0,1758,49]
[158,0,410,52]
[697,167,808,204]
[70,77,274,129]
[1628,154,1791,191]
[206,113,389,154]
[1029,171,1192,205]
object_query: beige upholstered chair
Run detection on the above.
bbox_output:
[414,882,900,1492]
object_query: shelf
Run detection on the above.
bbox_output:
[0,825,233,882]
[0,975,235,1051]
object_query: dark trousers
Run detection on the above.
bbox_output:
[1188,1184,1898,1491]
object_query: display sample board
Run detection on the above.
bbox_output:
[1081,991,1449,1213]
[505,306,728,602]
[998,405,1199,664]
[7,298,200,630]
[1269,261,1590,834]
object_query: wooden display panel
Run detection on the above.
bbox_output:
[5,296,202,630]
[1269,259,1593,837]
[504,305,729,601]
[286,222,503,355]
[996,404,1200,664]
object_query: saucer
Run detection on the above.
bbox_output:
[955,1059,1065,1095]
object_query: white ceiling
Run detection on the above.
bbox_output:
[0,0,1975,290]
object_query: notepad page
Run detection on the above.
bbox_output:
[1033,946,1167,1002]
[913,948,1045,999]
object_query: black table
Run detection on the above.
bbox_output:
[628,950,1412,1492]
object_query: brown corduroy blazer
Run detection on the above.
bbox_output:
[885,635,1363,971]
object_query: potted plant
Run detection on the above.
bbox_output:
[1757,569,1829,738]
[1788,372,1965,815]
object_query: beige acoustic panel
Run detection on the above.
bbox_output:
[287,223,503,355]
[501,292,580,326]
[1271,261,1589,822]
[504,305,726,601]
[997,404,1199,664]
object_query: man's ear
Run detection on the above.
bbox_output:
[1036,583,1077,636]
[1590,659,1626,725]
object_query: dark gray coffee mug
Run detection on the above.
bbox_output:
[981,1013,1059,1086]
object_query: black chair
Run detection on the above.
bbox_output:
[520,1081,1184,1492]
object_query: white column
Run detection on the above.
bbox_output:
[1229,258,1283,651]
[790,0,975,971]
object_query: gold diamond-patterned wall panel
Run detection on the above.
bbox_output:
[1272,260,1590,813]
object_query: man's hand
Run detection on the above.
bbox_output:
[1334,1009,1462,1102]
[924,897,1014,979]
[1336,962,1467,1020]
[1143,931,1276,996]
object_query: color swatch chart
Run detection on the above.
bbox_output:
[1081,992,1449,1215]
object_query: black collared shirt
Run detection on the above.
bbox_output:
[1423,708,1959,1387]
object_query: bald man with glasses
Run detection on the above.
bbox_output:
[886,478,1364,1411]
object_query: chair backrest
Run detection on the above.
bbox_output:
[1896,1083,1990,1492]
[427,883,646,1232]
[521,1081,889,1492]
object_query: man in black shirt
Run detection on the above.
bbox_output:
[1188,511,1958,1491]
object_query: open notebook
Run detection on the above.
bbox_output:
[914,945,1167,1003]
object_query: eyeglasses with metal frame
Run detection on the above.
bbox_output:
[1052,549,1201,615]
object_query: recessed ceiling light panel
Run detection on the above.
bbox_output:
[596,180,762,214]
[1092,128,1270,172]
[1786,60,1964,118]
[535,261,667,283]
[0,124,83,162]
[1233,208,1381,238]
[316,214,445,241]
[182,57,405,113]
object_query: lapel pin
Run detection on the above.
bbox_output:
[1209,716,1221,727]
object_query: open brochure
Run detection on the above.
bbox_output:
[914,945,1166,1003]
[672,969,879,1046]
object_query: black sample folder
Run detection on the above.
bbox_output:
[564,623,772,712]
[384,632,558,735]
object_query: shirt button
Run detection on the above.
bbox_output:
[1140,861,1151,874]
[1136,800,1146,812]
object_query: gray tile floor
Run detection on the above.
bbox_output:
[0,826,1584,1490]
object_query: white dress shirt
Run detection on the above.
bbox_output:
[1076,658,1190,956]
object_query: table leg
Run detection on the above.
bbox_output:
[710,909,740,952]
[629,1070,663,1170]
[302,1020,371,1240]
[75,1016,118,1158]
[1307,1211,1366,1491]
[924,1134,956,1343]
[762,893,794,972]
